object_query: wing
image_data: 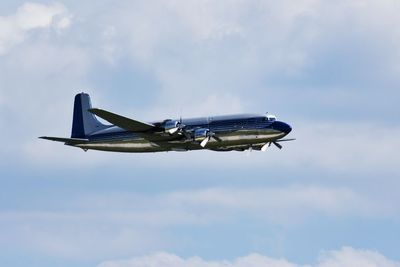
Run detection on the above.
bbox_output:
[89,108,156,132]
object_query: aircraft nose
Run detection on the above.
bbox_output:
[273,121,292,134]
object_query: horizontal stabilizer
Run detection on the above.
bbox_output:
[39,136,89,144]
[89,108,155,132]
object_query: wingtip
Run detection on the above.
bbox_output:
[275,138,296,142]
[38,136,53,141]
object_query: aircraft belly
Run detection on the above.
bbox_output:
[75,140,167,153]
[210,130,285,146]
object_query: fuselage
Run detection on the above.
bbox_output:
[73,114,292,152]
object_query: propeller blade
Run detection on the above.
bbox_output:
[200,136,210,147]
[246,146,253,156]
[212,135,222,142]
[273,141,282,149]
[167,127,179,134]
[261,143,269,151]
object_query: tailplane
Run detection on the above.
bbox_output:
[71,93,108,138]
[39,136,88,145]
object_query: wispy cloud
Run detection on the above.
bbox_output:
[97,247,400,267]
[0,185,395,260]
[0,2,71,55]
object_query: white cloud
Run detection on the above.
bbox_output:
[98,252,297,267]
[88,0,317,109]
[140,93,245,121]
[165,186,389,222]
[97,0,400,101]
[0,185,395,260]
[280,122,400,173]
[72,185,387,222]
[0,38,92,164]
[97,247,400,267]
[318,247,400,267]
[0,2,71,55]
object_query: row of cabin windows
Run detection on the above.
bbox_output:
[210,118,267,128]
[187,118,271,129]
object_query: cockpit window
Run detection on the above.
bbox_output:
[266,115,276,121]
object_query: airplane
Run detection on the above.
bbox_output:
[40,93,294,153]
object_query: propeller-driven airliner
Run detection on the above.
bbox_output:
[40,93,294,152]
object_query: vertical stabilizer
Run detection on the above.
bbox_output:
[71,93,107,138]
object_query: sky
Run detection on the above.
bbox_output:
[0,1,400,266]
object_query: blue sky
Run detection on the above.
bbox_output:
[1,1,400,267]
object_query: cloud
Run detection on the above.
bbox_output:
[0,38,92,166]
[98,252,297,267]
[72,185,388,223]
[97,247,400,267]
[90,0,400,124]
[164,186,389,222]
[0,185,395,260]
[275,122,400,173]
[112,0,400,82]
[0,2,71,55]
[118,0,314,97]
[317,247,400,267]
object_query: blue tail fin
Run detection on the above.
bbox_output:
[71,93,107,138]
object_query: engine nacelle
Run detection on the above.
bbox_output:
[193,128,209,142]
[162,120,180,134]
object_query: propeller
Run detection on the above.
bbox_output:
[199,131,222,147]
[245,146,253,156]
[176,116,187,135]
[200,136,211,147]
[273,141,282,149]
[261,141,282,151]
[261,143,270,151]
[168,127,179,134]
[210,133,222,142]
[165,117,185,135]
